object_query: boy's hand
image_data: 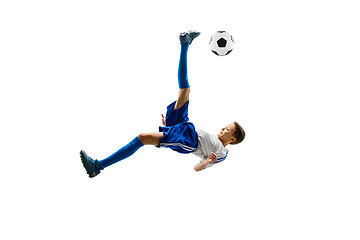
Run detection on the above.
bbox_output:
[194,153,217,172]
[206,152,217,164]
[161,114,166,127]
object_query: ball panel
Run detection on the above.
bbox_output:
[212,50,219,56]
[217,38,227,48]
[225,49,233,55]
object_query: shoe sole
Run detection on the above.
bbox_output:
[179,31,201,44]
[80,150,99,178]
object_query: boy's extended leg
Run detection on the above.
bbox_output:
[174,31,200,110]
[99,132,164,168]
[80,132,164,178]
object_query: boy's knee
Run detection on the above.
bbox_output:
[137,133,163,146]
[137,133,148,143]
[138,133,155,145]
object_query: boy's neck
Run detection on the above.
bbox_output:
[219,137,229,147]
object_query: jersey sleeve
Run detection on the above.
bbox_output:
[213,152,228,164]
[199,152,228,169]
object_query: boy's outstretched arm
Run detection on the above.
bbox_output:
[194,152,217,172]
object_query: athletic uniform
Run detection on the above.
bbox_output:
[158,100,228,168]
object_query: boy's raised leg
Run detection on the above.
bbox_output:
[174,31,200,110]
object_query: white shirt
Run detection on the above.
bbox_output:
[192,128,229,168]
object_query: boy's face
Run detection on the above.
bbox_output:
[217,123,236,143]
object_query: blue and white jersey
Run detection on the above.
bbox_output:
[192,128,229,168]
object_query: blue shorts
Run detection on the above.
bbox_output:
[158,101,198,154]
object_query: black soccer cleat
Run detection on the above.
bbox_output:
[179,30,201,45]
[80,150,103,178]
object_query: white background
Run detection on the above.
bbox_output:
[1,0,359,239]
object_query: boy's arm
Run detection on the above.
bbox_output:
[194,152,217,172]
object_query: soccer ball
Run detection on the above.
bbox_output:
[209,31,234,56]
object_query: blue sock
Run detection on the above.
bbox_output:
[178,43,190,89]
[99,136,143,168]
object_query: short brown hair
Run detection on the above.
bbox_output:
[231,121,245,145]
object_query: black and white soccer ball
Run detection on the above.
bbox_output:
[209,31,234,56]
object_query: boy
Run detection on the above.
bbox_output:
[80,30,245,178]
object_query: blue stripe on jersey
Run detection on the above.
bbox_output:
[213,152,228,164]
